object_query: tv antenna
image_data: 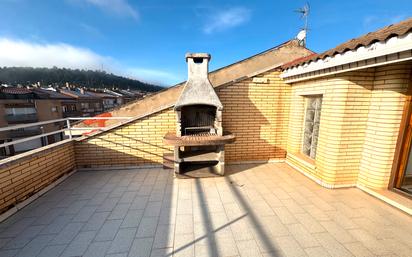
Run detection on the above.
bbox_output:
[295,2,310,46]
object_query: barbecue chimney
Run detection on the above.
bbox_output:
[175,53,222,113]
[164,53,235,177]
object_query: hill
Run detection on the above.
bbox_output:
[0,67,164,92]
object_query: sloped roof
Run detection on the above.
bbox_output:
[284,17,412,69]
[87,91,117,98]
[60,89,99,99]
[1,87,32,95]
[109,40,314,119]
[32,88,74,99]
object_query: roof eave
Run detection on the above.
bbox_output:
[281,32,412,82]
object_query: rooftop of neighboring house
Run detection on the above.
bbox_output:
[59,88,101,100]
[0,86,36,99]
[116,89,141,97]
[32,87,75,100]
[86,91,118,99]
[0,86,32,95]
[103,89,124,97]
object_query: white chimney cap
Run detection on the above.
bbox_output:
[185,53,211,62]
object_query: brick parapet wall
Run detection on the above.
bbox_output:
[0,140,75,213]
[74,108,176,168]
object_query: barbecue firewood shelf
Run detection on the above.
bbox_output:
[178,150,219,162]
[163,131,235,176]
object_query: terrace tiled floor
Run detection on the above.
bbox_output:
[0,163,411,257]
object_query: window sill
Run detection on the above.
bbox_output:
[289,152,316,169]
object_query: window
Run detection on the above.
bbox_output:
[5,107,36,115]
[302,95,322,159]
[81,102,89,109]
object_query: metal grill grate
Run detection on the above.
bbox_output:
[181,105,217,136]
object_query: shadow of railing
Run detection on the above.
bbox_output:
[225,176,281,255]
[169,214,247,257]
[97,137,169,161]
[112,132,172,152]
[193,178,219,256]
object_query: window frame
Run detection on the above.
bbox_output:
[301,94,323,159]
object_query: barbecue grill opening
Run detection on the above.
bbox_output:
[180,104,216,136]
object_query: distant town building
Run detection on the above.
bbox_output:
[0,85,148,158]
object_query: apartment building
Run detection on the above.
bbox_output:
[59,88,103,116]
[0,87,47,155]
[87,91,118,111]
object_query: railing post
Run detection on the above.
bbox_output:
[66,119,72,139]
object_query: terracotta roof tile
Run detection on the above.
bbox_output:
[1,87,32,95]
[284,17,412,69]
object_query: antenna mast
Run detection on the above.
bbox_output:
[295,2,310,46]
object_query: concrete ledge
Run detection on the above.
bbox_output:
[286,160,356,189]
[286,158,412,215]
[0,169,77,222]
[357,184,412,216]
[78,160,286,172]
[287,153,316,170]
[77,164,164,172]
[228,159,285,165]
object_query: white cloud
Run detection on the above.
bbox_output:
[126,67,181,86]
[0,37,180,85]
[203,7,251,34]
[82,0,138,19]
[0,38,111,70]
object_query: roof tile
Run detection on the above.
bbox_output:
[284,17,412,69]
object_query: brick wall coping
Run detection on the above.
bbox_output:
[0,139,74,169]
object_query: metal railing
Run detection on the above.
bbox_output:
[0,116,133,149]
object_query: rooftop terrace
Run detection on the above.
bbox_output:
[0,163,411,257]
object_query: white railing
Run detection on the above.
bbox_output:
[0,117,133,149]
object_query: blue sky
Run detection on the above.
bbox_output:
[0,0,410,86]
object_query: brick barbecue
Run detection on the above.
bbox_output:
[164,53,235,175]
